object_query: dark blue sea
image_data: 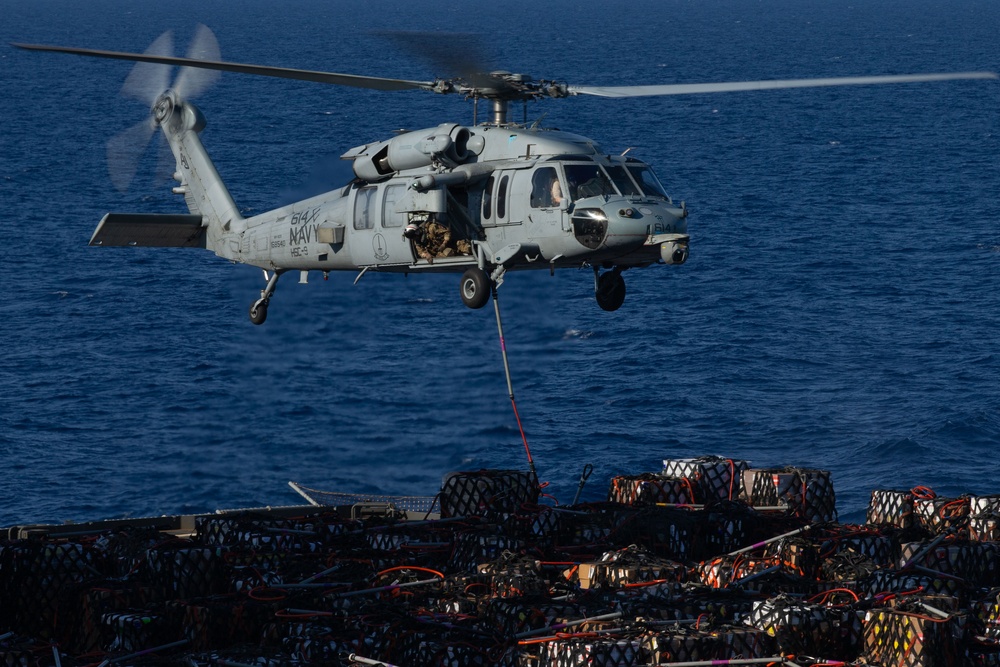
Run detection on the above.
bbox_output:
[2,0,998,528]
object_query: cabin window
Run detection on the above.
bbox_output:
[496,175,509,219]
[482,175,494,220]
[353,186,376,229]
[563,164,615,201]
[530,167,563,208]
[382,184,406,227]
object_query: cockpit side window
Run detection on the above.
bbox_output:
[564,164,616,201]
[627,165,670,200]
[530,167,563,208]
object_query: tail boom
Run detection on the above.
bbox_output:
[154,91,243,255]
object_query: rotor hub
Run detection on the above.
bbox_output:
[153,91,175,124]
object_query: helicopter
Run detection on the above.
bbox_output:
[13,28,997,324]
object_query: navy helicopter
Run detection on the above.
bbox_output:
[14,28,996,323]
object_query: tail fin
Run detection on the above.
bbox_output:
[155,91,243,250]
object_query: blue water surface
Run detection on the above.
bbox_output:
[1,0,998,526]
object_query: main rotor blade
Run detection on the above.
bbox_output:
[12,42,438,92]
[568,71,998,98]
[373,30,499,90]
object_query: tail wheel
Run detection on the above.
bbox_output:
[595,271,626,311]
[460,267,491,309]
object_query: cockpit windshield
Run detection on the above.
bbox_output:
[626,164,670,200]
[604,165,641,196]
[564,164,616,201]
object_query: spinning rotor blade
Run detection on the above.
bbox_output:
[107,117,157,193]
[373,30,499,90]
[173,23,221,99]
[568,71,998,98]
[120,30,173,105]
[106,25,225,193]
[12,41,437,92]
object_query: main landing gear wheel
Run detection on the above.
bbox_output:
[249,300,268,325]
[460,267,491,309]
[595,270,626,312]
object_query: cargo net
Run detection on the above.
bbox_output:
[10,457,1000,666]
[898,539,1000,588]
[820,548,880,583]
[973,517,1000,548]
[819,523,897,568]
[353,606,494,662]
[289,484,438,515]
[0,541,103,642]
[657,584,761,624]
[101,611,170,655]
[662,455,750,503]
[564,545,686,591]
[531,636,643,667]
[449,531,528,577]
[483,595,586,637]
[745,467,838,523]
[695,501,755,559]
[475,550,550,598]
[144,542,228,601]
[611,506,700,561]
[860,568,965,601]
[867,489,916,528]
[548,502,631,549]
[184,648,298,667]
[764,536,822,579]
[165,598,280,653]
[863,607,965,667]
[913,491,970,535]
[500,504,562,544]
[715,625,777,660]
[868,486,971,536]
[644,627,724,663]
[196,511,365,550]
[972,597,1000,643]
[971,495,1000,542]
[697,554,776,590]
[746,594,859,660]
[438,470,539,518]
[0,647,37,667]
[607,473,695,506]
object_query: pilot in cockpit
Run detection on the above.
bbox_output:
[549,178,563,206]
[532,168,564,208]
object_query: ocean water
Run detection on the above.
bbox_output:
[1,0,998,528]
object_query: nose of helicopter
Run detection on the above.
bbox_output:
[589,200,688,262]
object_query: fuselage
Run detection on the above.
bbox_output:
[233,124,688,275]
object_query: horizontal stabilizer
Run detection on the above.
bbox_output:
[90,213,206,248]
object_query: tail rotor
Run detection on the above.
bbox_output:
[120,30,173,106]
[107,24,221,192]
[172,24,220,100]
